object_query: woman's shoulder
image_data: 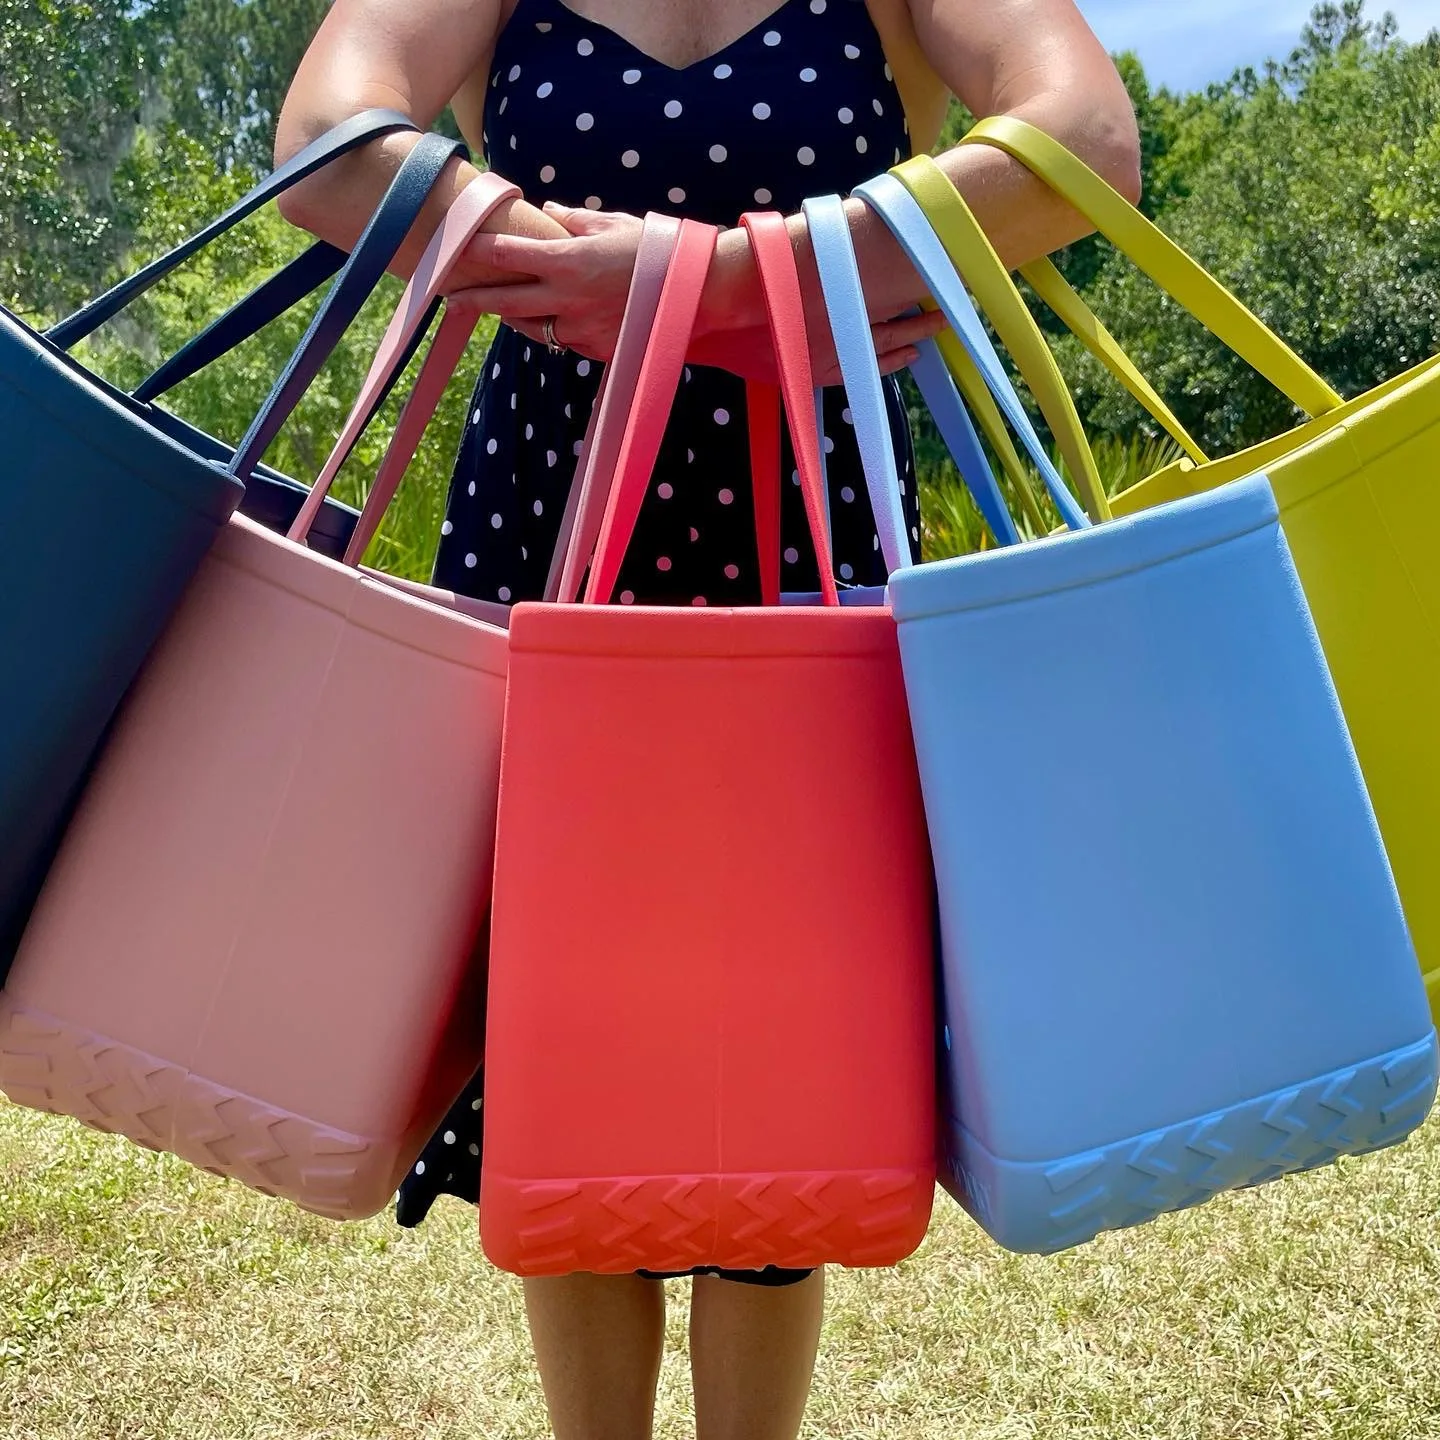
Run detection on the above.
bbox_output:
[863,0,950,154]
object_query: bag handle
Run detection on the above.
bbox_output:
[742,211,837,604]
[134,241,346,402]
[584,220,718,605]
[549,214,684,603]
[856,172,1092,535]
[46,109,422,351]
[227,131,467,483]
[1017,257,1207,464]
[805,193,1020,556]
[937,333,1050,534]
[908,339,1020,547]
[960,116,1344,420]
[883,156,1108,523]
[287,170,522,558]
[585,213,838,606]
[803,194,914,569]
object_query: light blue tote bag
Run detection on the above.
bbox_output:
[805,182,1438,1255]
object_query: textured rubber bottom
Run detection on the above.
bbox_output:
[943,1031,1439,1255]
[0,996,404,1220]
[481,1168,934,1276]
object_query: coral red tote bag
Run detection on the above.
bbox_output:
[0,173,523,1221]
[480,214,936,1278]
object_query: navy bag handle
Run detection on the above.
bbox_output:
[225,130,468,480]
[45,108,420,350]
[133,242,347,402]
[135,248,444,448]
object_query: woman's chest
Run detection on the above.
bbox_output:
[481,0,909,223]
[528,0,805,69]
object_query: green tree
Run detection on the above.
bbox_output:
[1055,3,1440,456]
[0,0,159,317]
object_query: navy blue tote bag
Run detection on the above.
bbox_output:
[0,117,464,973]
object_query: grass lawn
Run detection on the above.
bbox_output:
[3,1098,1440,1439]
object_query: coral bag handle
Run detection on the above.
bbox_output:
[960,116,1344,423]
[551,214,683,603]
[586,214,838,606]
[287,171,522,563]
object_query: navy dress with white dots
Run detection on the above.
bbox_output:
[402,0,923,1262]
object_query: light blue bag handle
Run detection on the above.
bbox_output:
[804,193,1020,559]
[854,173,1091,534]
[907,339,1020,547]
[805,194,909,572]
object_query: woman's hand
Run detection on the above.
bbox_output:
[448,201,947,385]
[446,202,644,358]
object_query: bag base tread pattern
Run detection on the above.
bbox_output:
[0,995,411,1221]
[946,1030,1439,1254]
[481,1168,934,1277]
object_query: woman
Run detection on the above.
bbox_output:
[276,3,1138,1436]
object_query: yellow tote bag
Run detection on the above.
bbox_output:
[910,118,1440,1016]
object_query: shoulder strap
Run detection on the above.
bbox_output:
[227,131,467,481]
[803,194,915,570]
[887,155,1109,522]
[287,170,521,557]
[962,115,1342,418]
[550,215,683,602]
[46,109,422,350]
[134,242,347,404]
[1020,256,1207,464]
[856,171,1091,531]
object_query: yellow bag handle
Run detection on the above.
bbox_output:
[1020,257,1207,465]
[893,154,1112,523]
[961,115,1343,419]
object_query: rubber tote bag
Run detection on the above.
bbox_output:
[0,168,521,1222]
[852,164,1437,1255]
[50,110,439,564]
[480,213,936,1279]
[955,117,1440,1023]
[0,109,424,975]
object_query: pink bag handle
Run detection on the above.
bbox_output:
[286,170,521,563]
[585,213,838,606]
[546,213,683,604]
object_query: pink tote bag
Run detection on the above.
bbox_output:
[0,174,525,1220]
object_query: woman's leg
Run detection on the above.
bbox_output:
[689,1270,825,1440]
[523,1273,667,1440]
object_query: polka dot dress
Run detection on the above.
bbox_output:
[401,0,921,1228]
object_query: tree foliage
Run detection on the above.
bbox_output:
[3,0,1439,572]
[1055,2,1440,455]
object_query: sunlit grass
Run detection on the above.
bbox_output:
[4,1099,1440,1438]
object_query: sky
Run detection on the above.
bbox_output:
[1076,0,1440,91]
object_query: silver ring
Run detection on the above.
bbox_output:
[542,316,563,353]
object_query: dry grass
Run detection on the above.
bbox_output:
[4,1099,1440,1439]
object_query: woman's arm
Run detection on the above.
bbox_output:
[452,0,1138,379]
[697,0,1141,354]
[273,0,568,284]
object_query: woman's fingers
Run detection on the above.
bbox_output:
[542,200,621,236]
[463,231,577,278]
[876,345,923,378]
[871,308,948,354]
[445,281,562,319]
